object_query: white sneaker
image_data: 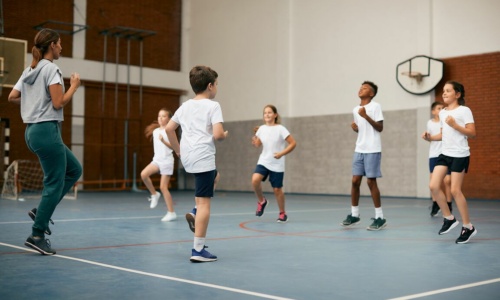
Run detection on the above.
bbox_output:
[148,192,161,209]
[161,212,177,222]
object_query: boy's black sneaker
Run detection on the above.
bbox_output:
[456,226,477,244]
[28,208,53,235]
[438,217,459,235]
[430,202,440,217]
[24,235,56,255]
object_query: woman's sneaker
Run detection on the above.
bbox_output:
[28,208,53,235]
[456,226,477,244]
[24,235,56,255]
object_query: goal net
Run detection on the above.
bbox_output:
[1,160,77,200]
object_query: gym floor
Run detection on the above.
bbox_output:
[1,191,499,300]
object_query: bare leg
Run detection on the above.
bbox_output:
[194,197,210,237]
[450,171,470,224]
[274,187,285,212]
[252,173,265,202]
[444,174,452,203]
[430,166,451,216]
[160,175,174,212]
[141,164,160,195]
[367,178,381,208]
[351,175,362,206]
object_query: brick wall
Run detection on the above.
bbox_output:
[435,52,500,199]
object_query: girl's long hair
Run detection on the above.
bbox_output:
[31,28,60,68]
[144,109,172,141]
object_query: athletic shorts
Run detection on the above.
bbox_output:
[429,157,451,174]
[435,154,469,173]
[254,164,284,188]
[194,169,218,197]
[152,160,174,176]
[352,152,382,178]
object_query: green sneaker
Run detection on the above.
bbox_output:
[341,214,361,226]
[367,218,387,231]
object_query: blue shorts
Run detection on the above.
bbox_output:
[352,152,382,178]
[429,157,451,174]
[254,164,284,188]
[194,170,218,197]
[435,154,469,173]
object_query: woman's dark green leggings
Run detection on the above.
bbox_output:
[25,121,82,238]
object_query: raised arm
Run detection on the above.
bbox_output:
[213,122,228,141]
[165,120,180,156]
[274,135,297,159]
[50,73,81,110]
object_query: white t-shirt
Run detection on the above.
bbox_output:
[439,106,474,158]
[426,119,442,158]
[171,99,224,173]
[353,101,384,153]
[255,124,290,172]
[152,127,174,164]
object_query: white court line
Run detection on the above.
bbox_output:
[388,278,500,300]
[0,242,294,300]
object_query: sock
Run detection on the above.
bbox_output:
[194,237,205,252]
[351,206,360,217]
[445,215,454,220]
[375,207,384,219]
[463,223,473,230]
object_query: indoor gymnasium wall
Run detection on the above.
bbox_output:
[187,0,500,198]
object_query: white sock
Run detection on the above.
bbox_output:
[194,237,205,252]
[375,207,383,219]
[351,206,360,217]
[463,223,473,229]
[445,215,454,220]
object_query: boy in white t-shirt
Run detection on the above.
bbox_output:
[165,66,228,262]
[422,102,452,217]
[341,81,387,230]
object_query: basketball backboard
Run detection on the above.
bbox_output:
[396,55,444,95]
[0,37,27,90]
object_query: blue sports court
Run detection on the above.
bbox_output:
[1,191,499,300]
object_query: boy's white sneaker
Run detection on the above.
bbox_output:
[161,212,177,222]
[148,192,161,209]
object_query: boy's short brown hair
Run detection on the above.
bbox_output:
[190,65,218,94]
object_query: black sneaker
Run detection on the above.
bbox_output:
[456,226,477,244]
[438,217,459,235]
[256,198,268,217]
[430,202,440,217]
[24,235,56,255]
[341,214,361,226]
[276,212,288,223]
[28,208,53,235]
[447,202,452,213]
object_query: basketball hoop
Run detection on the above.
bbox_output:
[401,71,423,84]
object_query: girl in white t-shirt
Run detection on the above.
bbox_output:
[141,108,177,222]
[422,102,452,217]
[427,81,476,244]
[251,105,296,223]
